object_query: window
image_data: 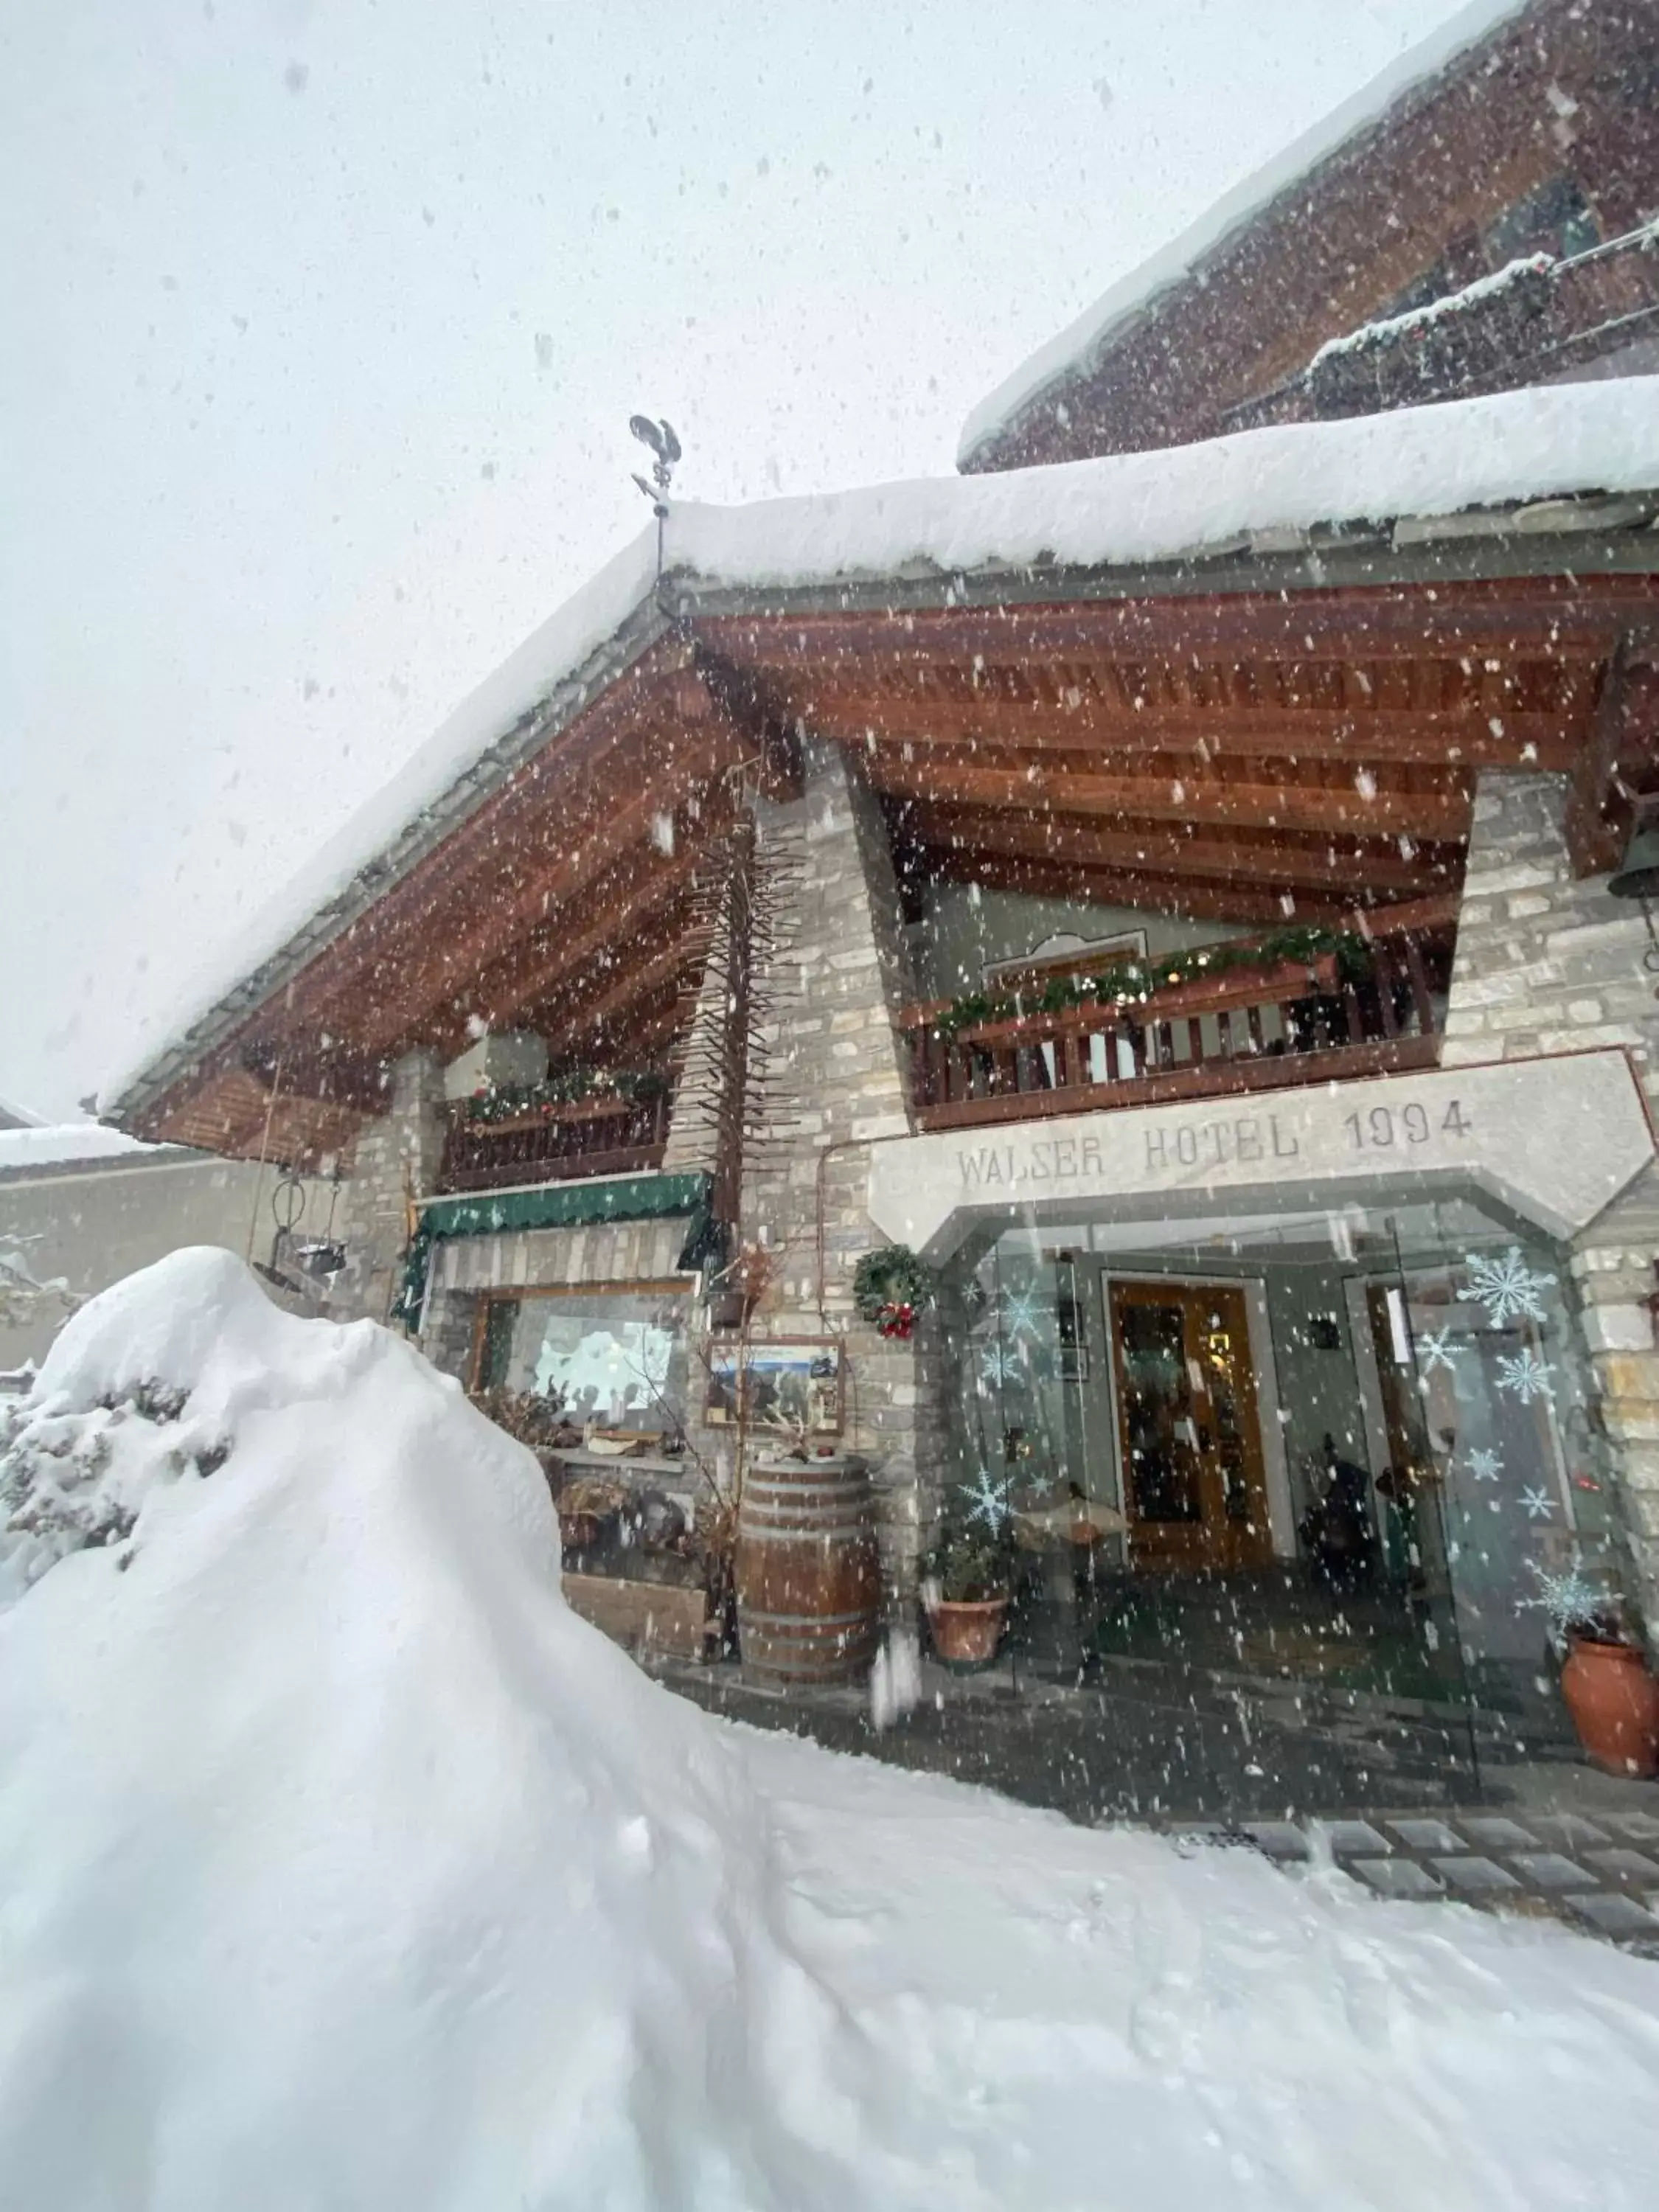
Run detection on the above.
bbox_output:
[476,1285,690,1436]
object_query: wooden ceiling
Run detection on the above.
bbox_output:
[700,577,1657,929]
[136,640,780,1166]
[131,574,1659,1166]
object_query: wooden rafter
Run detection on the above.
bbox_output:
[431,843,713,1051]
[897,801,1458,897]
[921,846,1346,926]
[697,574,1656,667]
[860,749,1471,841]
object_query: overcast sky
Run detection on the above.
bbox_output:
[1,0,1471,1121]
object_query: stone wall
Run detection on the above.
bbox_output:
[335,1049,447,1324]
[732,737,947,1612]
[332,742,953,1613]
[1441,770,1659,1085]
[1444,769,1659,1635]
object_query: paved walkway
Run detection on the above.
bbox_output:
[651,1651,1659,1949]
[1175,1800,1659,1950]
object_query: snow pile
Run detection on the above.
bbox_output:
[7,1252,1659,2208]
[0,1249,803,2206]
[0,1121,157,1172]
[956,0,1528,462]
[1308,253,1557,368]
[672,377,1659,588]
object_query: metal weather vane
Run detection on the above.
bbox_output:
[629,413,681,576]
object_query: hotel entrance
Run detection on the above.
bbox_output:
[935,1188,1618,1786]
[1109,1279,1274,1576]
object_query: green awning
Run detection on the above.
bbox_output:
[392,1171,716,1328]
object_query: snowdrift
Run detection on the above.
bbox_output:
[0,1250,814,2207]
[4,1250,1659,2211]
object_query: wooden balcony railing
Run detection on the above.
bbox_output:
[437,1089,671,1194]
[900,908,1453,1133]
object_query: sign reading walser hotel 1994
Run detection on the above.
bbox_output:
[956,1091,1478,1191]
[867,1053,1656,1257]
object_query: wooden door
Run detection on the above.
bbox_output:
[1109,1280,1273,1574]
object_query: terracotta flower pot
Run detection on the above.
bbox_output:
[927,1596,1009,1667]
[1560,1635,1659,1778]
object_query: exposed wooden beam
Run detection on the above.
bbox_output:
[240,1037,392,1115]
[427,845,712,1051]
[541,932,711,1057]
[774,695,1583,771]
[274,644,711,1030]
[862,750,1472,841]
[900,801,1456,896]
[344,744,742,1054]
[918,845,1345,926]
[696,577,1652,669]
[694,648,805,800]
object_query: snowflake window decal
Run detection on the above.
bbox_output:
[1495,1349,1555,1404]
[1518,1485,1557,1521]
[1461,1247,1555,1327]
[1417,1325,1461,1377]
[958,1470,1010,1531]
[978,1340,1022,1389]
[997,1286,1046,1341]
[1464,1446,1503,1484]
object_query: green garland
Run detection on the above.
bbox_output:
[931,925,1374,1040]
[462,1066,669,1125]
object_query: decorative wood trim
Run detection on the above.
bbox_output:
[913,1036,1442,1131]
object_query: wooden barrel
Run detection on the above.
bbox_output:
[735,1455,880,1684]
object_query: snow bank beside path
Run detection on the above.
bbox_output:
[4,1251,1659,2211]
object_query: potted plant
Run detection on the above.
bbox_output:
[921,1519,1012,1668]
[1528,1559,1659,1778]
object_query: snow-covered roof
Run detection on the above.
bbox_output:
[956,0,1528,468]
[102,375,1659,1121]
[1307,253,1557,369]
[0,1124,162,1175]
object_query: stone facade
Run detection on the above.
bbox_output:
[1444,769,1659,1635]
[336,1049,448,1324]
[728,737,947,1613]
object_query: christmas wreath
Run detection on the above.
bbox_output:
[853,1245,936,1340]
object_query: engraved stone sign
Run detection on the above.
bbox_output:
[867,1051,1654,1257]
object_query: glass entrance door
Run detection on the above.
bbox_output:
[1108,1280,1273,1575]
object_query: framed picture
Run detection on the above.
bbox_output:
[705,1340,744,1426]
[703,1338,844,1435]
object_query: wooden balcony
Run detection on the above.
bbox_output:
[437,1088,670,1194]
[899,910,1453,1133]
